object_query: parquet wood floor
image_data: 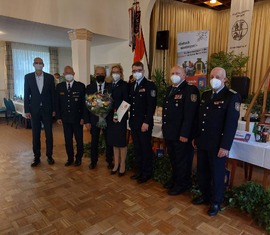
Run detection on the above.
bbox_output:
[0,121,267,235]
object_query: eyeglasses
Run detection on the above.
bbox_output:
[132,69,143,73]
[34,62,43,65]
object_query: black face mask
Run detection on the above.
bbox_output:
[96,75,105,84]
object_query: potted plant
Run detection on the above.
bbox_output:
[151,68,168,107]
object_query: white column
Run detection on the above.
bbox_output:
[68,29,93,85]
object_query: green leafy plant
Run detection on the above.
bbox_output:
[244,91,270,117]
[126,143,136,170]
[209,51,249,80]
[224,181,270,233]
[152,68,168,107]
[152,154,172,184]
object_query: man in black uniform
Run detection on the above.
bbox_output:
[85,66,113,169]
[24,57,55,167]
[56,66,85,166]
[192,67,240,216]
[129,61,157,184]
[162,66,199,195]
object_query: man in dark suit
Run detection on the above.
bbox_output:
[129,61,157,184]
[162,66,200,195]
[24,57,55,167]
[192,67,240,216]
[85,66,113,169]
[56,66,85,166]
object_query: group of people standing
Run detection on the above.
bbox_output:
[24,57,240,217]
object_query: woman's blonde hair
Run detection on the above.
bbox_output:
[110,64,124,80]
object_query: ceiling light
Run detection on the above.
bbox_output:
[204,0,222,7]
[0,31,5,35]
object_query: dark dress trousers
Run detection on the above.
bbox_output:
[56,81,85,162]
[162,80,200,191]
[196,87,240,204]
[24,72,55,160]
[107,79,129,147]
[129,77,157,178]
[85,82,113,165]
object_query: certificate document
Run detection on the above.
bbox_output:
[117,101,130,122]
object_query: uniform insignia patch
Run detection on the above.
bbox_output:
[174,94,182,99]
[214,101,224,105]
[191,94,197,102]
[235,102,240,111]
[139,88,146,92]
[151,90,156,97]
[60,92,65,95]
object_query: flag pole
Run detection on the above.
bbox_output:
[141,29,151,79]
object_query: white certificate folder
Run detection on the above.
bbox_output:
[117,101,130,122]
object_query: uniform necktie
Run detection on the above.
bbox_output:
[134,82,139,91]
[112,82,116,88]
[211,92,216,99]
[170,87,176,95]
[68,83,71,92]
[99,84,102,93]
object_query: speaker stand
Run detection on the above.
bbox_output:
[162,49,166,81]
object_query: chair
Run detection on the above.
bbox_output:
[0,99,7,123]
[6,99,22,128]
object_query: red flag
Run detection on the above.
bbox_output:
[133,30,145,62]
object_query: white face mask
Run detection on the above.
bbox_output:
[65,74,74,82]
[34,64,43,71]
[133,72,143,80]
[170,75,181,84]
[112,73,120,82]
[210,77,222,90]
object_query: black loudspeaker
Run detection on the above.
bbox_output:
[156,30,169,50]
[231,76,250,102]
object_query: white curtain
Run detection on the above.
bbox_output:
[11,42,50,98]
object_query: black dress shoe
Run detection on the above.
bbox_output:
[168,187,187,196]
[107,163,114,169]
[74,160,81,166]
[65,161,74,166]
[208,204,221,216]
[118,171,125,177]
[31,161,40,167]
[89,163,97,169]
[130,173,142,180]
[111,170,117,175]
[137,176,151,184]
[47,158,55,165]
[192,196,210,205]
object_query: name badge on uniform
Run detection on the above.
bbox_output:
[73,92,79,94]
[139,88,145,92]
[174,94,182,99]
[60,92,65,95]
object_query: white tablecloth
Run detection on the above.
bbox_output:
[229,140,270,169]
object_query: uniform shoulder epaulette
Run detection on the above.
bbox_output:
[229,89,237,94]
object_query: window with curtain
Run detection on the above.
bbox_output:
[11,42,50,98]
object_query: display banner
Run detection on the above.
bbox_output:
[227,0,254,55]
[177,30,209,88]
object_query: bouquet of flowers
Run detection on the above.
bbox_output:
[85,92,113,128]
